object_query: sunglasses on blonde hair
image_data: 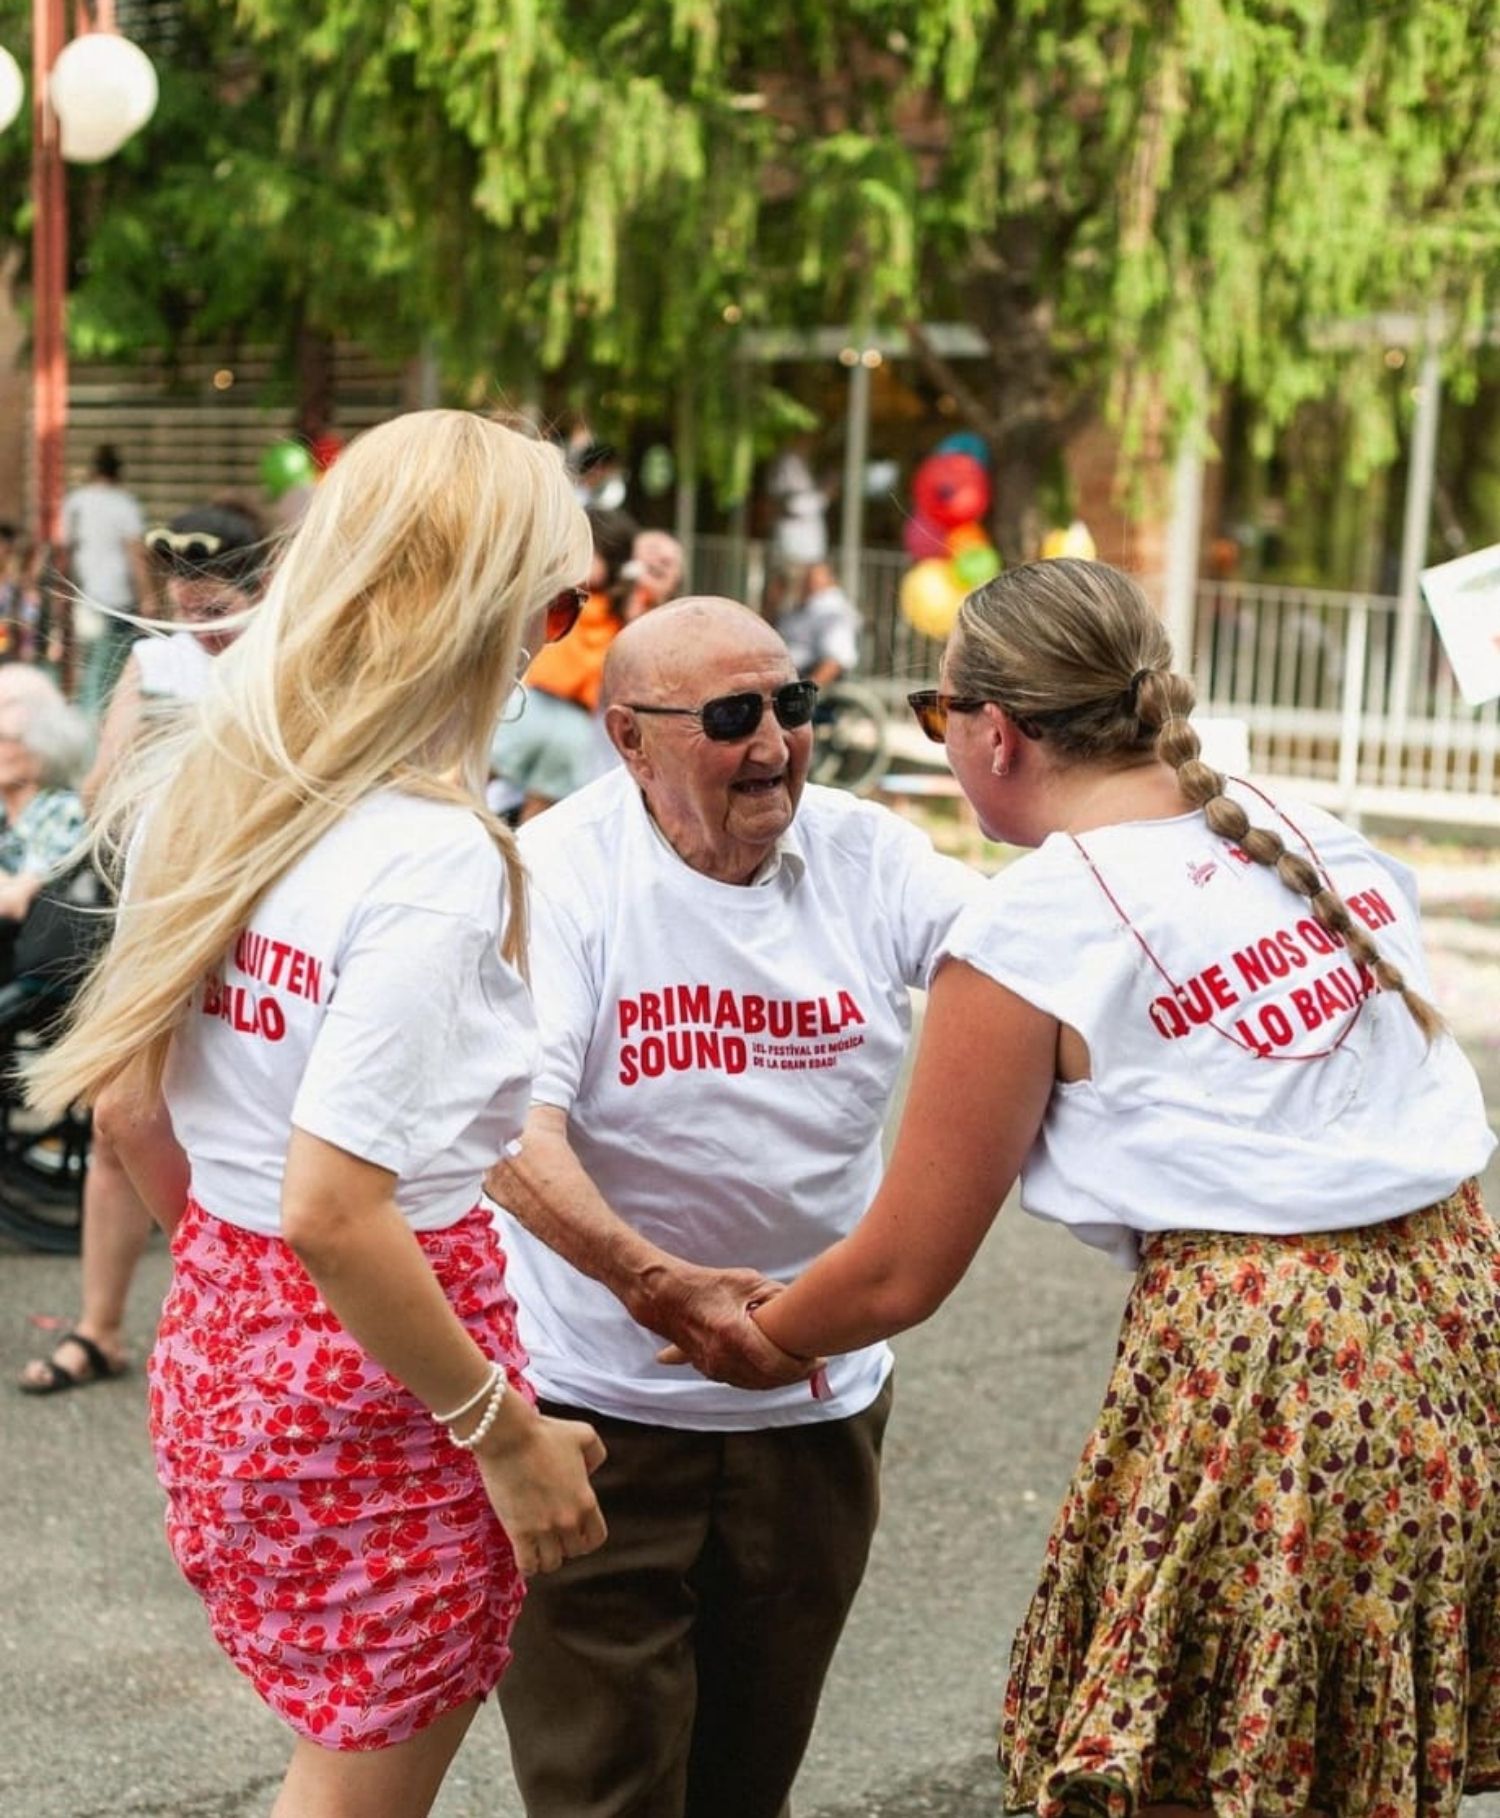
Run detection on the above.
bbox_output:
[147,528,226,564]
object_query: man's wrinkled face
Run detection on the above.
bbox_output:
[628,637,813,879]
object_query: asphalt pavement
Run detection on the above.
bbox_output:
[4,846,1500,1818]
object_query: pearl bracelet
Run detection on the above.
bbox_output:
[448,1364,508,1452]
[433,1364,500,1428]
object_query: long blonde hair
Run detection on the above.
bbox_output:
[29,410,590,1117]
[952,560,1442,1040]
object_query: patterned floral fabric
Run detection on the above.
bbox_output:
[1003,1181,1500,1818]
[149,1197,532,1750]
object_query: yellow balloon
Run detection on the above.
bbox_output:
[1040,527,1069,560]
[899,559,966,640]
[1041,519,1097,561]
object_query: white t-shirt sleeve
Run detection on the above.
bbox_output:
[292,901,522,1176]
[879,812,989,987]
[526,875,601,1113]
[940,857,1086,1024]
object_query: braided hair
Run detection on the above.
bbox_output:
[951,559,1443,1040]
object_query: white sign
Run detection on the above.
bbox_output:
[1420,543,1500,707]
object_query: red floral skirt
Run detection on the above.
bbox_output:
[148,1196,531,1750]
[1003,1180,1500,1818]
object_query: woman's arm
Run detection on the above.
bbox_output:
[751,960,1057,1360]
[282,1130,607,1575]
[93,1082,191,1234]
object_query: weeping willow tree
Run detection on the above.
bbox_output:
[13,1,1499,554]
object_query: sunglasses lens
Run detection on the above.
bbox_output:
[772,683,818,729]
[545,591,584,644]
[700,693,762,741]
[907,693,946,742]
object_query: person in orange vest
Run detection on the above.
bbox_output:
[494,509,638,821]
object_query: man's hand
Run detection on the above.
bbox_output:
[635,1263,819,1391]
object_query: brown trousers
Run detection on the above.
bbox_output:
[498,1378,894,1818]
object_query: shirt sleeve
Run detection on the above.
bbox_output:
[292,901,526,1176]
[526,874,602,1113]
[880,813,989,988]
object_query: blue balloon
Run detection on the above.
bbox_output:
[935,431,991,468]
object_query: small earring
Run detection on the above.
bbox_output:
[501,678,530,725]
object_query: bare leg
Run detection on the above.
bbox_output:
[17,1132,153,1389]
[270,1697,478,1818]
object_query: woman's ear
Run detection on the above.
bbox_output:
[981,702,1022,779]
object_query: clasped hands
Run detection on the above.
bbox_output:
[634,1260,824,1392]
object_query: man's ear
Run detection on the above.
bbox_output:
[605,703,648,776]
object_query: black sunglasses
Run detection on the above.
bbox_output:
[544,586,588,644]
[628,680,820,743]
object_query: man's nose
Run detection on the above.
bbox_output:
[745,701,789,766]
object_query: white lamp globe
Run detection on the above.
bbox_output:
[0,46,23,136]
[49,32,158,164]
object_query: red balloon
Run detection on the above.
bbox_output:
[901,512,950,561]
[912,452,992,530]
[309,432,345,473]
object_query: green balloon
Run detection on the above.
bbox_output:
[260,438,316,499]
[954,542,1002,587]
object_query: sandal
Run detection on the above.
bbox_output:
[17,1330,129,1395]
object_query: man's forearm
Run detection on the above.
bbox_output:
[487,1128,673,1327]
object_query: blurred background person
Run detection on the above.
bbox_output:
[0,673,90,977]
[765,560,861,687]
[492,506,638,821]
[620,529,685,623]
[766,431,832,570]
[60,446,154,717]
[21,501,271,1399]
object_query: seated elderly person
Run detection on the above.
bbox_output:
[0,670,89,952]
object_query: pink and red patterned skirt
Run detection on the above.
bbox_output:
[148,1195,531,1750]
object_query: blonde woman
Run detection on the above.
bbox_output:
[29,411,606,1818]
[724,561,1498,1816]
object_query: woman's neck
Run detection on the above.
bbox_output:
[1040,759,1191,839]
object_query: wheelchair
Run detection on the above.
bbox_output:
[0,860,108,1254]
[808,679,890,796]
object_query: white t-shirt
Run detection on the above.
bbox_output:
[779,584,861,677]
[62,481,145,612]
[134,630,214,702]
[942,783,1496,1266]
[494,767,985,1429]
[163,792,536,1235]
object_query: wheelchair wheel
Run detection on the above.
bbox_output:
[809,681,889,796]
[0,1101,88,1254]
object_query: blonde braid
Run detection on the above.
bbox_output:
[1137,669,1444,1042]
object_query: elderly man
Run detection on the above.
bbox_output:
[490,598,982,1818]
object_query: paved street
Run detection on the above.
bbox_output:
[4,843,1500,1818]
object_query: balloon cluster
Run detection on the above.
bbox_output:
[898,433,1001,640]
[259,433,345,501]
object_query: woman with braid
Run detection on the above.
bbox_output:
[726,560,1498,1816]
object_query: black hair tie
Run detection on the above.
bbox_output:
[1126,667,1154,710]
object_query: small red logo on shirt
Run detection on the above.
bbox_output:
[1226,845,1253,866]
[1187,859,1218,888]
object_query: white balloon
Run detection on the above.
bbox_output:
[49,32,157,164]
[0,46,23,136]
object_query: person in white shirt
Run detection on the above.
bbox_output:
[21,503,272,1398]
[767,559,862,686]
[742,559,1499,1818]
[60,445,152,715]
[488,596,983,1818]
[25,412,607,1818]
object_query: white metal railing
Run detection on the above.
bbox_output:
[688,536,1500,827]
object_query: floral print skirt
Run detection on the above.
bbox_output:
[149,1197,532,1750]
[1003,1180,1500,1818]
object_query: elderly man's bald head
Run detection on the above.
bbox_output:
[600,597,789,713]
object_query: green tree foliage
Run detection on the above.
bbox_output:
[7,1,1497,551]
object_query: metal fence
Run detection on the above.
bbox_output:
[692,535,1500,827]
